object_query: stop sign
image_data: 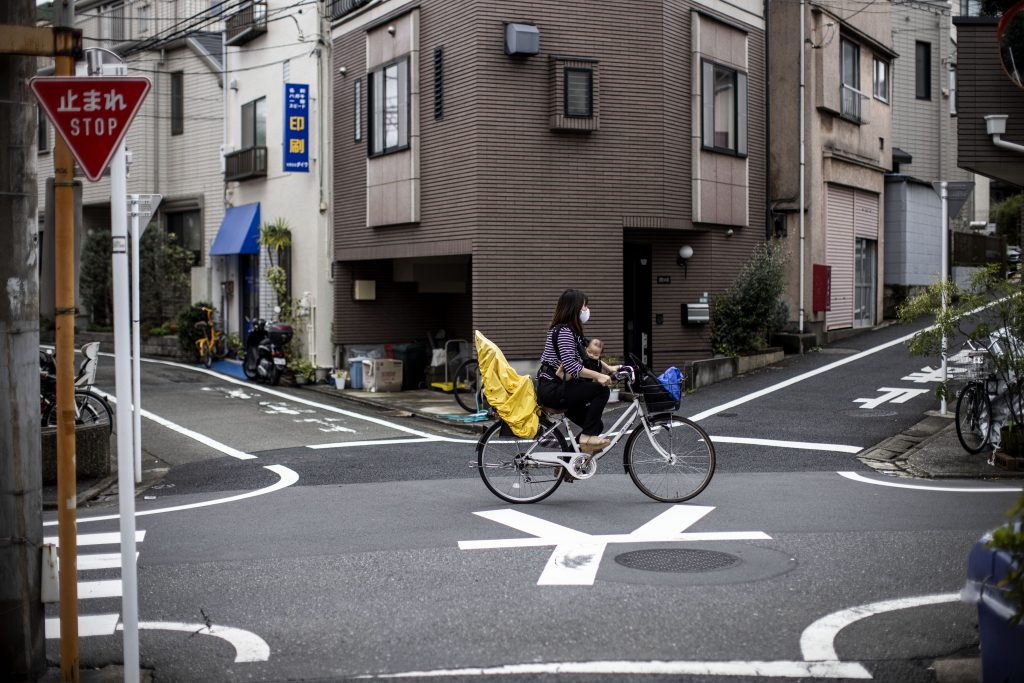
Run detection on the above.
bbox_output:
[31,77,151,182]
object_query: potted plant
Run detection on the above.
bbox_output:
[290,357,315,386]
[899,264,1024,458]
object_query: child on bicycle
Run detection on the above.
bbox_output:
[583,338,622,376]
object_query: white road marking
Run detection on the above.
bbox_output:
[44,464,300,526]
[78,552,139,571]
[460,506,770,585]
[44,530,146,545]
[901,366,945,383]
[45,613,119,639]
[710,436,862,453]
[853,388,931,410]
[97,388,256,460]
[356,660,871,679]
[307,437,438,449]
[838,471,1023,493]
[687,328,927,422]
[120,621,271,663]
[800,592,961,661]
[78,579,122,599]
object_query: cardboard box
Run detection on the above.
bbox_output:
[363,359,404,393]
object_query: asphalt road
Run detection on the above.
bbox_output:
[43,321,1023,682]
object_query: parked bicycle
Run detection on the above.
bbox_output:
[39,342,113,434]
[194,306,228,369]
[453,357,488,413]
[475,360,715,504]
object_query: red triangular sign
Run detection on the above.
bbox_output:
[30,77,151,182]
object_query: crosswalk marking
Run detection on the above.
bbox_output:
[45,529,144,640]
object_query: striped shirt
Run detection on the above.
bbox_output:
[538,326,584,380]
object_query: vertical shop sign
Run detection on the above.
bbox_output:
[284,83,309,172]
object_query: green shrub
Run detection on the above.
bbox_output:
[148,325,172,337]
[177,302,214,361]
[710,240,788,356]
[80,229,112,327]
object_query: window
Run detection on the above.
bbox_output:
[564,68,593,117]
[103,2,126,42]
[949,65,958,115]
[873,58,888,102]
[354,79,362,141]
[840,38,861,120]
[137,4,151,36]
[37,106,49,155]
[701,60,747,155]
[166,211,202,266]
[367,57,409,156]
[241,97,266,148]
[171,71,184,136]
[916,41,931,99]
[960,0,981,17]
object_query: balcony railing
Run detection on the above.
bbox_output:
[330,0,373,21]
[225,0,267,46]
[225,147,267,182]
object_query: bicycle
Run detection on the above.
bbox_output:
[39,343,114,434]
[194,306,228,369]
[475,361,715,504]
[453,358,489,413]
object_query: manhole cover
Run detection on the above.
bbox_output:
[614,548,740,573]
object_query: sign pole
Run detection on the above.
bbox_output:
[130,195,143,483]
[941,180,949,416]
[53,48,80,683]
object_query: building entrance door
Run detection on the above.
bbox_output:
[241,254,260,340]
[854,238,876,327]
[624,243,652,368]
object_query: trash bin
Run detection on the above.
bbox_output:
[348,358,367,390]
[962,528,1024,681]
[391,342,429,390]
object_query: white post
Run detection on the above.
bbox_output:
[799,0,806,334]
[940,181,949,415]
[130,195,143,483]
[111,143,140,683]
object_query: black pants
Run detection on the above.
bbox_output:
[538,378,610,437]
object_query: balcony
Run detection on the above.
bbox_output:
[225,0,267,46]
[225,147,267,182]
[329,0,373,21]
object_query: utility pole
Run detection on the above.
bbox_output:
[0,2,82,680]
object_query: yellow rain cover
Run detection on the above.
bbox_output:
[475,330,539,439]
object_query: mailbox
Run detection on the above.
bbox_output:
[682,303,709,324]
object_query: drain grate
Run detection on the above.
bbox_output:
[614,548,740,573]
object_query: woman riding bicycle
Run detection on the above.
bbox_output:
[537,289,618,453]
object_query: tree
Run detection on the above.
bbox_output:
[259,217,292,316]
[710,240,788,356]
[139,226,193,326]
[991,193,1022,244]
[79,228,113,327]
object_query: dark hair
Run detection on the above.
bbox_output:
[549,288,588,335]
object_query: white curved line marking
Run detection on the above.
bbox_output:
[43,464,299,526]
[356,660,870,679]
[800,592,960,661]
[118,621,269,662]
[838,470,1023,493]
[96,388,255,460]
[711,436,863,453]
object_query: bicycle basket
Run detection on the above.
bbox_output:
[638,372,681,414]
[947,348,991,383]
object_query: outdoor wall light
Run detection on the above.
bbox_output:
[387,25,396,36]
[338,66,347,75]
[677,245,694,277]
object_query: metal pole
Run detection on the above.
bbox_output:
[130,195,143,483]
[799,0,806,334]
[110,141,141,683]
[54,45,80,683]
[941,181,949,415]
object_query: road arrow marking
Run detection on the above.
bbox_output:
[853,387,930,409]
[460,506,770,586]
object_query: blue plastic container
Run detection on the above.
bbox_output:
[348,358,367,390]
[962,528,1024,682]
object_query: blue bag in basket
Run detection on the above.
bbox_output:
[658,366,683,400]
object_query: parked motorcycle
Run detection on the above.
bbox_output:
[243,318,293,385]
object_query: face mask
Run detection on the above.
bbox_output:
[580,309,591,324]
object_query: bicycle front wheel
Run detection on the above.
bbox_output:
[454,359,486,413]
[625,413,715,503]
[956,383,991,453]
[477,418,568,504]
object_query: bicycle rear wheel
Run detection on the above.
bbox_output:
[46,390,113,434]
[624,413,715,503]
[956,383,991,453]
[477,418,568,504]
[454,359,487,413]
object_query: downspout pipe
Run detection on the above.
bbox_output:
[985,115,1024,155]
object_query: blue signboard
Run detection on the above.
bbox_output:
[283,83,309,173]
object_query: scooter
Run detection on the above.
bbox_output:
[243,317,293,385]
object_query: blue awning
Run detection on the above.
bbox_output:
[210,203,260,256]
